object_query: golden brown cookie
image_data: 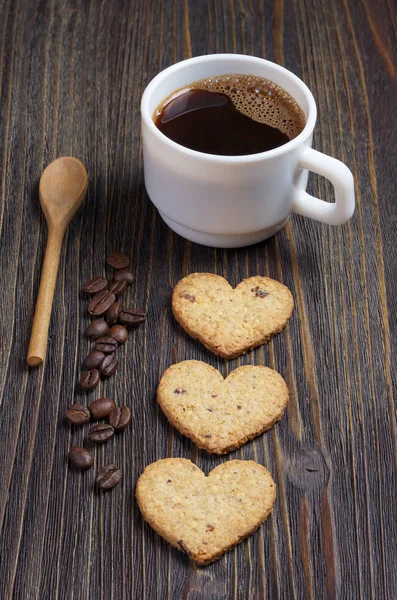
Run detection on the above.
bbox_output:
[157,360,288,454]
[172,273,294,358]
[136,458,276,566]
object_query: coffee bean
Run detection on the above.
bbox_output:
[89,397,116,420]
[112,269,135,285]
[88,423,114,443]
[94,336,118,353]
[109,406,131,431]
[88,290,116,316]
[106,252,130,270]
[106,301,121,325]
[66,403,91,425]
[83,277,108,295]
[100,353,118,377]
[108,325,128,344]
[83,351,105,370]
[119,308,146,328]
[80,369,100,390]
[84,319,109,340]
[68,446,94,469]
[109,280,127,298]
[96,464,122,489]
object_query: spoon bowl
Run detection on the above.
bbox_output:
[39,157,88,230]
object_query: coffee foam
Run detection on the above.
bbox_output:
[185,74,306,140]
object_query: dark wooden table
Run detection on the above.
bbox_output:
[1,0,396,598]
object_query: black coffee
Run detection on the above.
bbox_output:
[154,74,306,156]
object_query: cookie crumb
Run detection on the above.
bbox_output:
[206,524,215,532]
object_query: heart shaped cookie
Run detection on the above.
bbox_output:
[136,458,276,565]
[158,360,288,454]
[172,273,294,358]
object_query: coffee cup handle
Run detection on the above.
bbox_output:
[292,147,355,225]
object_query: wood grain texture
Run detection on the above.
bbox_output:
[0,0,396,598]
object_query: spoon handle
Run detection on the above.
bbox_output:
[27,228,64,367]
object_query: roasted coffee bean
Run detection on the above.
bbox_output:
[83,277,108,294]
[83,351,105,370]
[88,290,116,316]
[106,301,121,325]
[68,446,94,469]
[88,423,114,443]
[89,397,116,420]
[119,308,146,328]
[100,353,118,377]
[108,325,128,344]
[109,406,131,431]
[96,464,122,489]
[109,280,127,298]
[94,336,118,353]
[112,269,135,285]
[106,252,130,270]
[80,369,100,390]
[84,319,109,340]
[66,404,91,425]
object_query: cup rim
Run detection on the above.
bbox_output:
[141,53,317,163]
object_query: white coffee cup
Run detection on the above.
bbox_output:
[141,54,355,248]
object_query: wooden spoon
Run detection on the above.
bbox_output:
[27,157,88,367]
